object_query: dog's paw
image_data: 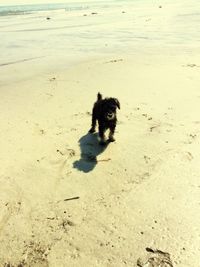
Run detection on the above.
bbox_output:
[89,128,96,133]
[108,136,115,142]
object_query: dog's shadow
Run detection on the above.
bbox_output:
[73,133,108,173]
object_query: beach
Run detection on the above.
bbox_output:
[0,0,200,266]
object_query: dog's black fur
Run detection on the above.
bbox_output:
[89,93,120,144]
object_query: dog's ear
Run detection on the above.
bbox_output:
[97,92,102,101]
[114,98,120,109]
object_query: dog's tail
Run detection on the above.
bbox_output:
[97,92,102,101]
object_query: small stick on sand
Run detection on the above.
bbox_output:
[97,158,111,162]
[64,196,80,202]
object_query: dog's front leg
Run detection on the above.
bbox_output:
[108,125,116,142]
[99,125,106,145]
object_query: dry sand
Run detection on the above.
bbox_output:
[1,1,200,266]
[1,55,200,266]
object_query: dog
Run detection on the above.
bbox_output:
[89,93,120,145]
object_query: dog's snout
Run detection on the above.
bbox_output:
[106,112,114,120]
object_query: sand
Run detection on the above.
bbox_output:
[1,0,200,266]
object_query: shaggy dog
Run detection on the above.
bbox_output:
[89,93,120,144]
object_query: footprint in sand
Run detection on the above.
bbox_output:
[34,123,46,136]
[45,93,54,98]
[39,129,45,135]
[193,120,200,124]
[50,148,76,179]
[70,128,77,132]
[59,219,75,233]
[0,176,23,233]
[72,112,91,118]
[184,133,197,144]
[0,201,21,234]
[142,113,153,121]
[127,172,150,185]
[142,113,148,118]
[50,147,75,164]
[144,155,151,164]
[149,123,173,133]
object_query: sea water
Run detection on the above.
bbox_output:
[0,0,199,72]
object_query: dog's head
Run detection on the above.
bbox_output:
[102,98,120,121]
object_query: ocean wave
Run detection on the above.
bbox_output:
[0,10,29,16]
[0,2,104,17]
[0,56,45,67]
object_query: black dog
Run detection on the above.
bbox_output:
[89,93,120,144]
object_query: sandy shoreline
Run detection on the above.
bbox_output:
[1,54,200,266]
[1,0,200,266]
